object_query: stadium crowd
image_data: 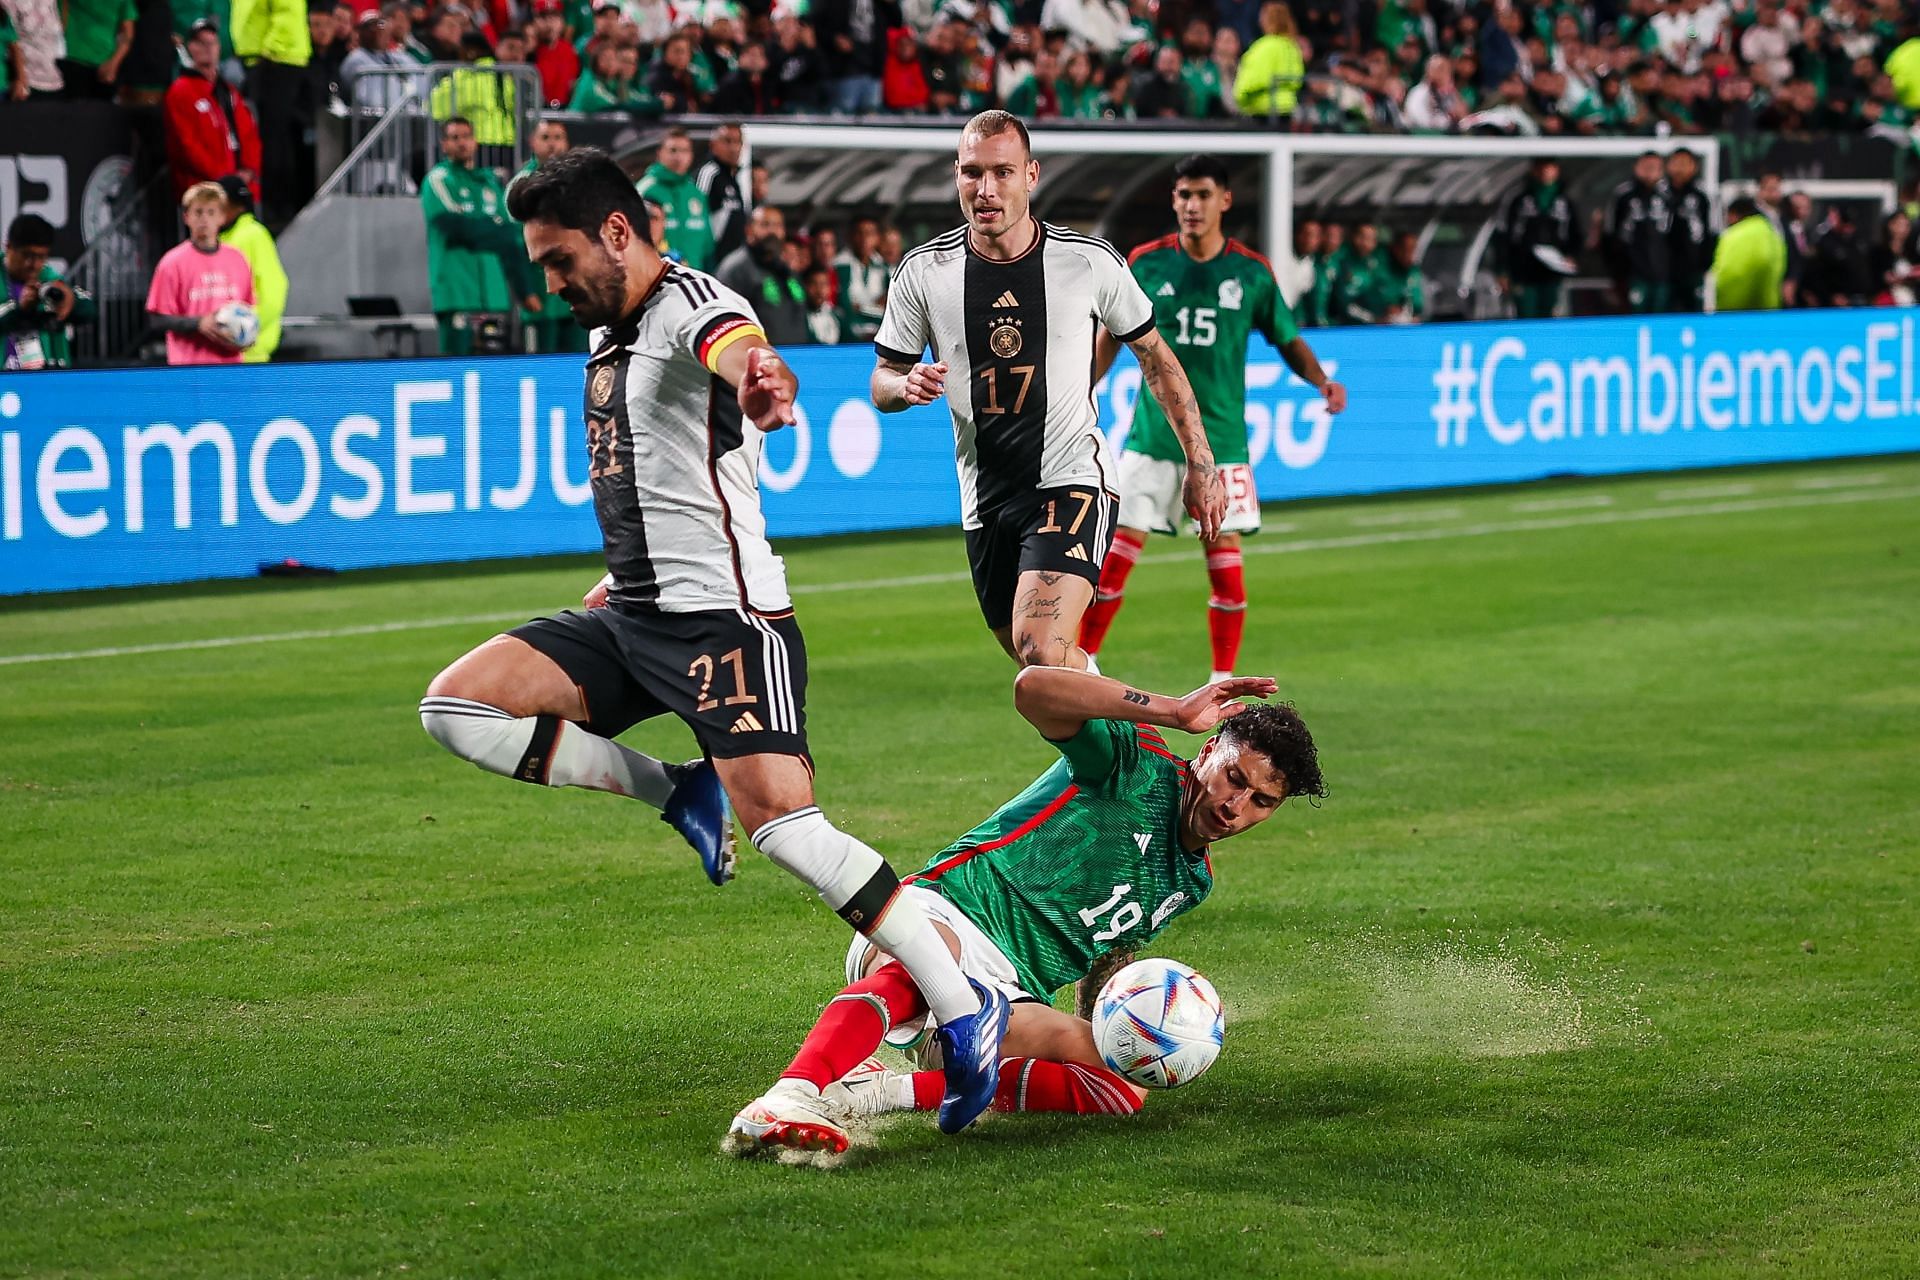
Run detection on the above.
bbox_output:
[3,0,1918,163]
[5,0,1920,365]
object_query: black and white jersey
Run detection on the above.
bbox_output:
[875,221,1155,528]
[583,265,789,613]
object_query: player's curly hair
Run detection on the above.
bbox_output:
[1216,702,1326,804]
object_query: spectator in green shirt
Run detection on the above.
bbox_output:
[1178,17,1228,117]
[1057,49,1105,118]
[0,7,23,99]
[1003,47,1061,118]
[59,0,135,98]
[568,41,661,112]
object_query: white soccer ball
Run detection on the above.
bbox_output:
[213,301,259,349]
[1092,957,1225,1089]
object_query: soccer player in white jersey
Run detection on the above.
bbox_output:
[416,150,1008,1136]
[870,111,1227,670]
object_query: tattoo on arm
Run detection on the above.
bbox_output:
[1132,333,1212,474]
[1075,948,1137,1021]
[1121,688,1150,706]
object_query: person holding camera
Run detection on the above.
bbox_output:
[3,215,97,370]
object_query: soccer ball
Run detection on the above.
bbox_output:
[213,301,259,349]
[1091,957,1225,1089]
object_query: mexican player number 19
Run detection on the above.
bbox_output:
[1079,883,1142,942]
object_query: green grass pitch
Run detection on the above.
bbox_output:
[3,455,1917,1278]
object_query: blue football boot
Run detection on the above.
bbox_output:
[661,757,735,886]
[933,978,1010,1134]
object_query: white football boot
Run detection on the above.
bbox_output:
[822,1056,909,1118]
[721,1080,851,1165]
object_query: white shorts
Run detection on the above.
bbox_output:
[844,884,1038,1049]
[1116,453,1261,537]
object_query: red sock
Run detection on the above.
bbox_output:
[1080,530,1146,656]
[908,1058,1144,1115]
[1205,547,1246,675]
[780,963,928,1091]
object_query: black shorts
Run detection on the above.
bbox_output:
[510,605,809,761]
[965,484,1120,630]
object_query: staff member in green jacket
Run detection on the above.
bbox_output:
[3,215,97,370]
[1327,223,1387,325]
[634,128,714,272]
[422,116,541,356]
[216,175,287,363]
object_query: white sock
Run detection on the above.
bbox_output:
[888,1074,916,1110]
[751,808,982,1025]
[867,889,981,1025]
[419,696,676,808]
[1209,670,1233,683]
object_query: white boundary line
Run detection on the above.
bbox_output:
[1512,495,1615,513]
[2,483,1916,670]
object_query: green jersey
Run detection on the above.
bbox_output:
[1122,237,1300,465]
[421,159,523,314]
[908,719,1213,999]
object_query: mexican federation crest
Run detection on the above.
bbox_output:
[989,319,1023,358]
[589,364,617,409]
[1218,278,1244,310]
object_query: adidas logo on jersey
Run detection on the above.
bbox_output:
[992,290,1020,308]
[730,712,765,734]
[1133,832,1152,854]
[1065,544,1089,561]
[1156,282,1176,297]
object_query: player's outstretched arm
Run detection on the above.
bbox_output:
[720,341,798,432]
[1013,665,1277,742]
[1127,329,1225,541]
[1279,336,1347,415]
[870,355,948,412]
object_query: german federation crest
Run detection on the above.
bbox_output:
[589,365,617,409]
[990,320,1023,358]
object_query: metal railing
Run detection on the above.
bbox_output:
[319,62,539,198]
[64,166,177,367]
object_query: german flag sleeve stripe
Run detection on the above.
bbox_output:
[696,315,765,372]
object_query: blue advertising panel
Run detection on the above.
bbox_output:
[3,308,1919,596]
